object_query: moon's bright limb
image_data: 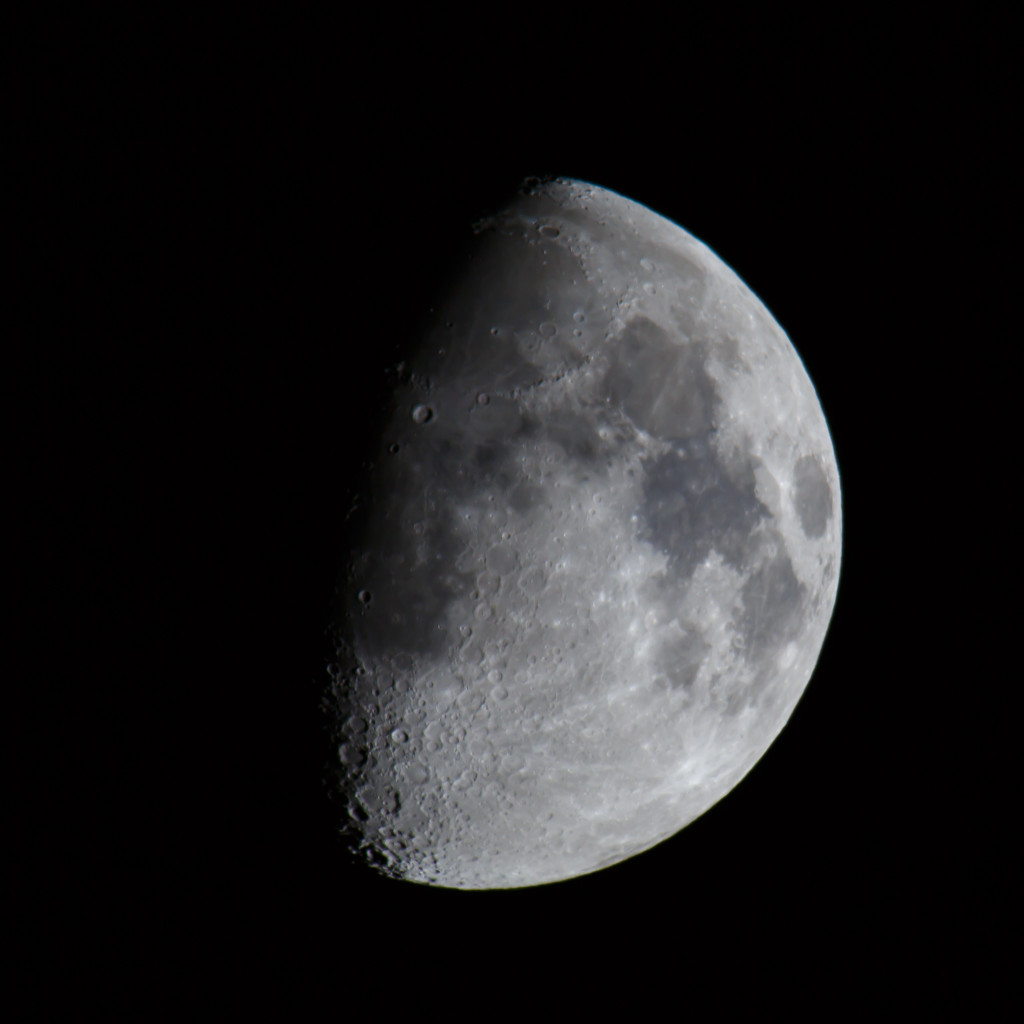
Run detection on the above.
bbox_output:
[328,178,841,890]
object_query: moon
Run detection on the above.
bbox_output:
[327,177,841,890]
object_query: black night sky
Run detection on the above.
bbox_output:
[14,11,1010,1010]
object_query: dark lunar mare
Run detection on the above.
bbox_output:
[792,455,833,539]
[608,314,773,583]
[738,550,806,662]
[604,316,720,442]
[639,445,769,580]
[604,312,810,689]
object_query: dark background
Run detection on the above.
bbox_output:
[14,11,1010,1008]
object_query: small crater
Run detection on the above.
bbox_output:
[358,590,373,605]
[338,743,367,766]
[457,690,485,713]
[476,571,501,596]
[412,404,434,424]
[539,321,558,338]
[487,545,517,575]
[461,643,485,665]
[518,566,546,595]
[538,225,560,238]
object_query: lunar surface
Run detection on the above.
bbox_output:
[327,177,841,889]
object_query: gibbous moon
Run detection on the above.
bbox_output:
[328,178,841,889]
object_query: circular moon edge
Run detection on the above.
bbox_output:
[328,178,841,890]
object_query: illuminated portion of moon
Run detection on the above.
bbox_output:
[328,178,841,889]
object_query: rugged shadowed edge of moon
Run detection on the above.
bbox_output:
[326,178,841,890]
